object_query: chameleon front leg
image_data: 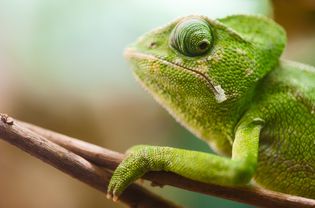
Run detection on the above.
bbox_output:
[107,118,263,200]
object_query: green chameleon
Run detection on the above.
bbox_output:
[107,14,315,201]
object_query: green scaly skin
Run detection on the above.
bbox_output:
[107,15,315,201]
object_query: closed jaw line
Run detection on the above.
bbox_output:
[125,48,227,103]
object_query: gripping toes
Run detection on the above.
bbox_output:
[107,145,155,201]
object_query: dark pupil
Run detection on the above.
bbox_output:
[198,41,208,50]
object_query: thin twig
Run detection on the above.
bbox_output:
[18,119,315,208]
[0,114,180,208]
[2,115,315,208]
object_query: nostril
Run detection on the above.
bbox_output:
[149,42,157,49]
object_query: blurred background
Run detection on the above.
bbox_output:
[0,0,314,207]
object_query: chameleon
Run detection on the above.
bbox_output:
[107,14,315,201]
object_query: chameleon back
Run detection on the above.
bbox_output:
[250,60,315,198]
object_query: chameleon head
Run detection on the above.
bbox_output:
[124,15,286,153]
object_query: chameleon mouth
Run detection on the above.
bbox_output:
[124,48,227,103]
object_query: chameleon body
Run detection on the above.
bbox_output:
[107,15,315,200]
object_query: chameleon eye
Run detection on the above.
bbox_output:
[170,18,213,57]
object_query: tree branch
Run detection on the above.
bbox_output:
[1,114,315,208]
[0,114,180,208]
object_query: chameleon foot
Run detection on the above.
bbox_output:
[107,145,159,200]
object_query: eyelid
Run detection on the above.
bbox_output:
[170,18,213,57]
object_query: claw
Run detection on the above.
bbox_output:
[106,190,119,202]
[113,195,119,202]
[106,193,112,200]
[107,145,157,201]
